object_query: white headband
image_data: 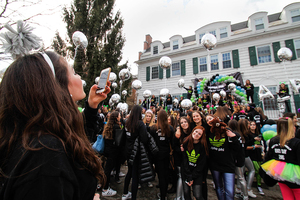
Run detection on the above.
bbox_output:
[40,52,55,77]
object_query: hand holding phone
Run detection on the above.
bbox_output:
[96,68,111,94]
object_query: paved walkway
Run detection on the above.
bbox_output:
[98,165,283,200]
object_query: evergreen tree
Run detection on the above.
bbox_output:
[52,0,131,106]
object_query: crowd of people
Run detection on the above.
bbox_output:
[0,50,299,200]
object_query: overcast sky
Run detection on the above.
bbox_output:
[0,0,298,70]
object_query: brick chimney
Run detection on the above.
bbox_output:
[143,34,152,50]
[138,51,142,60]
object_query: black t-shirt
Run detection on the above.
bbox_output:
[0,135,97,200]
[207,130,240,173]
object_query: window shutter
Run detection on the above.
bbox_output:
[285,39,297,60]
[159,66,163,79]
[146,66,150,81]
[253,87,260,107]
[192,57,198,74]
[248,46,258,66]
[272,42,281,63]
[166,68,170,78]
[181,60,186,76]
[232,49,240,68]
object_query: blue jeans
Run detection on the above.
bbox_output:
[211,170,235,200]
[167,104,172,111]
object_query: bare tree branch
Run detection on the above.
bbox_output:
[0,0,9,18]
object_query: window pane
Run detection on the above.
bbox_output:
[256,24,264,30]
[211,55,219,70]
[209,30,216,37]
[172,62,180,76]
[222,53,231,69]
[255,18,263,25]
[173,40,179,50]
[200,64,207,72]
[199,57,207,72]
[199,33,205,44]
[292,15,300,22]
[263,86,278,110]
[152,66,158,79]
[153,46,158,54]
[296,40,300,58]
[220,32,227,38]
[291,9,300,17]
[257,46,271,63]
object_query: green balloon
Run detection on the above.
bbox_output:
[218,79,222,82]
[229,76,234,80]
[221,77,225,82]
[225,76,229,80]
[263,130,277,141]
[235,90,239,94]
[78,107,83,113]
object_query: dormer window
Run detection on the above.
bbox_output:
[220,27,227,38]
[209,30,216,37]
[291,9,300,22]
[255,18,264,30]
[199,33,205,44]
[173,40,179,50]
[153,46,158,54]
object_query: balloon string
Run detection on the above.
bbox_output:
[73,46,79,64]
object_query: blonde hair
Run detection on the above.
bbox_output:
[143,110,155,126]
[277,118,295,147]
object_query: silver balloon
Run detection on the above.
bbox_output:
[277,47,293,61]
[82,80,86,87]
[159,56,172,70]
[161,96,166,102]
[173,99,179,107]
[112,82,118,89]
[109,98,114,107]
[178,79,185,88]
[220,90,226,97]
[121,103,128,113]
[143,90,152,98]
[109,72,117,82]
[72,31,88,49]
[95,77,100,84]
[122,90,127,96]
[160,88,170,96]
[132,80,142,90]
[201,33,217,50]
[117,102,123,109]
[213,93,220,102]
[111,94,121,104]
[119,68,131,81]
[181,99,193,110]
[228,83,236,91]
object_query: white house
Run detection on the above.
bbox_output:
[136,2,300,119]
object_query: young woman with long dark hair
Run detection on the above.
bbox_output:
[150,110,174,200]
[262,118,300,200]
[228,120,248,200]
[206,116,240,200]
[101,111,123,196]
[249,121,264,196]
[238,119,261,198]
[0,52,109,200]
[122,105,148,200]
[173,116,192,200]
[181,126,209,200]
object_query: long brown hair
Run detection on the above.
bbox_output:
[183,126,208,156]
[103,111,120,139]
[214,106,232,122]
[255,107,267,120]
[179,116,191,143]
[277,118,295,147]
[154,109,170,137]
[238,119,249,140]
[0,52,104,183]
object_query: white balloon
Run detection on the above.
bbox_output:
[143,90,152,98]
[258,85,274,101]
[277,47,293,61]
[109,72,117,82]
[132,80,142,90]
[112,82,118,89]
[220,90,226,97]
[95,77,100,84]
[181,99,192,110]
[160,88,170,96]
[82,80,86,87]
[290,79,300,94]
[228,83,236,91]
[213,93,220,102]
[159,56,172,69]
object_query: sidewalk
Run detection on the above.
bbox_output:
[99,165,283,200]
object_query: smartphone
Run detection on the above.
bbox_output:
[96,67,111,94]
